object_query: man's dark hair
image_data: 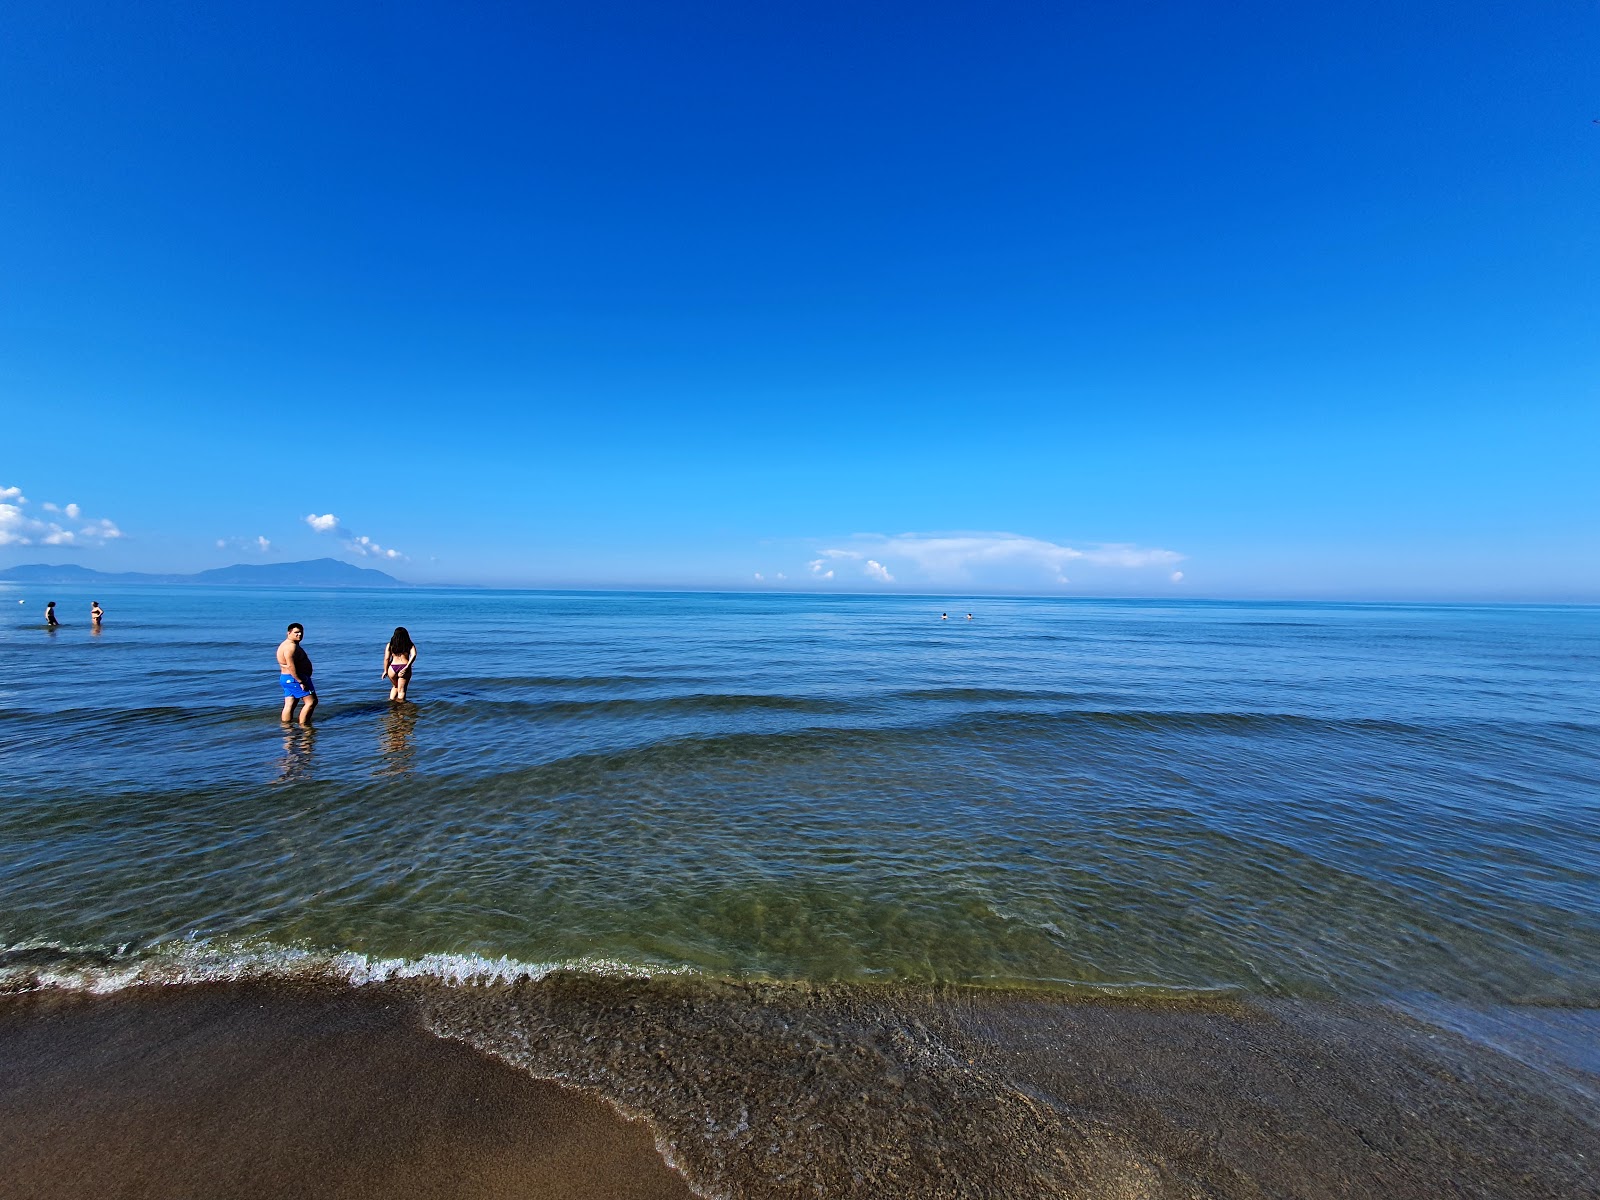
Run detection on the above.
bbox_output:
[287,622,304,634]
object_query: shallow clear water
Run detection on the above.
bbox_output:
[2,586,1597,1005]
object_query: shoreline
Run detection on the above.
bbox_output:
[3,976,1595,1199]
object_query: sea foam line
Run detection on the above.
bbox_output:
[0,938,683,996]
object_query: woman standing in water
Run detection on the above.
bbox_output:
[381,626,418,702]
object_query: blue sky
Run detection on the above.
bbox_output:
[2,1,1596,598]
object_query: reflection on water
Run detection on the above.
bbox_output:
[276,726,317,783]
[1,591,1597,1008]
[378,703,417,777]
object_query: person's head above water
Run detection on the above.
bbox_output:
[286,622,304,638]
[389,626,414,654]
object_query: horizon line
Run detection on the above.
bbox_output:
[1,570,1595,608]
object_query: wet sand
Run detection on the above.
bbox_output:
[0,983,693,1200]
[419,975,1600,1199]
[2,977,1596,1199]
[936,993,1600,1199]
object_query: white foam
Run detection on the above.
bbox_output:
[341,951,565,987]
[0,938,688,997]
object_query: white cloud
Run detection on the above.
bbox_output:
[754,572,765,581]
[1171,570,1184,583]
[1076,543,1183,568]
[0,487,123,547]
[79,518,121,540]
[810,531,1185,587]
[304,513,406,561]
[217,534,273,555]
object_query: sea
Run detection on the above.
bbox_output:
[3,586,1597,1198]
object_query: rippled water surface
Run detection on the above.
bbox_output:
[2,586,1597,1005]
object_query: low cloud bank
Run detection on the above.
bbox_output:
[803,531,1183,587]
[0,486,123,547]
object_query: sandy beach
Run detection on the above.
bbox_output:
[3,977,1595,1200]
[0,983,692,1200]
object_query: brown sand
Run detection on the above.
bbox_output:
[932,992,1600,1200]
[0,983,693,1200]
[3,977,1596,1200]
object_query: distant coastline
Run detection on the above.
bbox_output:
[2,562,1593,603]
[0,557,406,588]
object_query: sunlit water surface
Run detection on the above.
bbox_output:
[2,587,1596,1009]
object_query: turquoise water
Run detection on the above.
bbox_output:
[2,587,1597,1005]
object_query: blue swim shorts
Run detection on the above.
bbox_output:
[280,674,315,699]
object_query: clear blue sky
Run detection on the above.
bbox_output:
[3,1,1596,598]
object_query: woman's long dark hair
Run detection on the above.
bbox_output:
[388,626,414,655]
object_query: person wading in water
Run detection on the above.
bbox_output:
[382,626,418,702]
[276,622,317,725]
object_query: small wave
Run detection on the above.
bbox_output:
[1041,708,1430,736]
[539,692,851,717]
[0,703,216,728]
[393,691,854,720]
[0,940,131,972]
[1230,621,1325,627]
[291,704,1451,796]
[893,686,1121,704]
[0,939,683,997]
[0,934,1242,1007]
[427,674,704,690]
[509,705,1438,773]
[429,700,1448,747]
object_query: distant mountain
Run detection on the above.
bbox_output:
[0,563,123,583]
[0,557,406,588]
[191,558,406,587]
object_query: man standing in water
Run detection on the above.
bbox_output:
[276,622,316,725]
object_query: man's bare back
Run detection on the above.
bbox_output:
[277,623,316,724]
[276,637,311,679]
